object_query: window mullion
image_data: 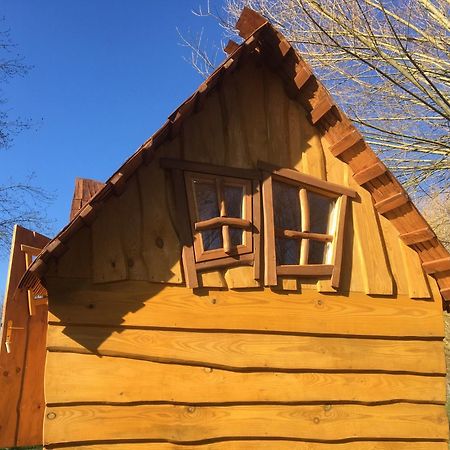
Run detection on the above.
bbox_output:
[299,188,310,265]
[216,177,231,253]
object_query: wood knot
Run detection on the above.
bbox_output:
[313,417,320,424]
[323,404,332,412]
[211,298,217,305]
[127,258,134,268]
[155,237,164,249]
[187,406,196,414]
[47,412,56,420]
[204,367,213,373]
[3,371,8,377]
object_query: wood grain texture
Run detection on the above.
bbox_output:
[0,225,49,448]
[47,325,446,374]
[46,279,445,338]
[44,403,448,444]
[45,352,446,405]
[137,145,183,284]
[50,442,449,450]
[351,186,394,295]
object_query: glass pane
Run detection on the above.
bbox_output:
[201,229,223,251]
[309,240,326,264]
[276,237,300,265]
[223,185,244,218]
[194,181,219,221]
[273,181,301,231]
[230,227,243,246]
[308,192,335,234]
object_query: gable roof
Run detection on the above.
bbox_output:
[19,7,450,310]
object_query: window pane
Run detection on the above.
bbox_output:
[309,240,326,264]
[201,229,223,251]
[194,181,219,221]
[276,237,300,265]
[308,192,335,234]
[223,185,244,218]
[230,227,243,246]
[273,181,301,231]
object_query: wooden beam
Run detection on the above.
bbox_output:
[399,227,435,246]
[257,161,356,198]
[353,162,386,185]
[310,96,334,124]
[294,65,313,90]
[261,173,277,286]
[172,169,198,288]
[374,192,409,214]
[331,195,348,289]
[277,264,334,277]
[195,217,251,231]
[329,129,364,157]
[160,158,259,180]
[422,257,450,274]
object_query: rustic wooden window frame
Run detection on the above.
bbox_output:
[259,161,355,289]
[160,158,261,288]
[184,171,253,262]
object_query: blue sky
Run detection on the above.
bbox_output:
[1,1,227,295]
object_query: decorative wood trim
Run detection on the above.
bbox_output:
[195,253,254,271]
[257,161,357,198]
[353,162,387,185]
[331,195,348,289]
[160,158,260,180]
[374,192,409,214]
[252,179,262,281]
[195,217,251,231]
[299,188,310,265]
[261,172,277,286]
[399,227,435,246]
[294,65,313,90]
[224,40,239,55]
[277,230,333,242]
[185,173,253,263]
[277,264,334,276]
[329,130,364,157]
[422,257,450,275]
[172,169,198,289]
[310,96,334,124]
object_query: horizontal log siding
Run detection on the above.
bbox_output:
[44,281,448,448]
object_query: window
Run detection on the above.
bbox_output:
[185,172,253,262]
[259,161,355,288]
[160,158,261,288]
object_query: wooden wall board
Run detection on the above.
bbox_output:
[46,325,446,374]
[44,403,448,444]
[47,442,449,450]
[46,279,445,338]
[45,352,446,405]
[0,225,49,448]
[137,150,183,284]
[91,195,128,283]
[56,227,91,279]
[351,185,394,295]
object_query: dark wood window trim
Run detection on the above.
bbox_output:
[161,159,261,288]
[185,172,253,262]
[259,162,353,289]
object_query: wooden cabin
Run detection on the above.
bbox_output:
[2,7,450,450]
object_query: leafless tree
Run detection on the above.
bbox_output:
[188,0,450,199]
[0,21,52,253]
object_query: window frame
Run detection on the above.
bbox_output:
[184,171,253,262]
[160,158,261,288]
[259,161,355,288]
